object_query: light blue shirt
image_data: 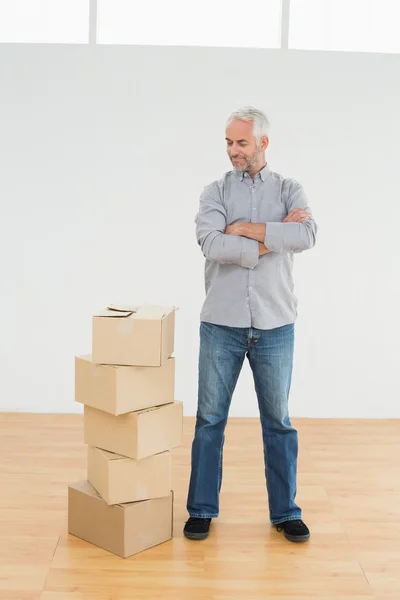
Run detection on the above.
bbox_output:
[195,164,317,329]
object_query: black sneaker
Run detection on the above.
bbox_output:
[183,517,212,540]
[276,519,310,542]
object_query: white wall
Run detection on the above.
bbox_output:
[0,45,399,417]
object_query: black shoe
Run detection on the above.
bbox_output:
[183,517,212,540]
[276,519,310,542]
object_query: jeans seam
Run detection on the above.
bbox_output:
[217,443,223,490]
[189,513,217,518]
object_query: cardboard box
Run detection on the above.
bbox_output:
[75,355,175,415]
[92,303,176,366]
[84,401,183,460]
[68,481,173,558]
[87,446,172,505]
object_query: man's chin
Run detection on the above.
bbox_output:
[232,162,249,172]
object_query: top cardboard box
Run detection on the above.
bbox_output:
[92,304,176,367]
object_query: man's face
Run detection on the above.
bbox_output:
[226,118,265,173]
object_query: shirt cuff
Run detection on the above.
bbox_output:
[264,222,284,253]
[240,237,259,269]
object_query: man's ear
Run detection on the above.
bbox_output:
[260,136,269,152]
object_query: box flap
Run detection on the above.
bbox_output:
[76,354,92,363]
[135,401,181,417]
[116,495,162,509]
[69,480,102,499]
[76,354,121,370]
[70,479,138,509]
[96,447,126,461]
[107,303,140,312]
[93,304,175,320]
[93,306,136,318]
[134,305,168,320]
[135,405,161,416]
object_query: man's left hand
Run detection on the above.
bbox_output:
[225,223,243,236]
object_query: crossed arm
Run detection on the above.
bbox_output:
[225,207,311,255]
[195,182,317,269]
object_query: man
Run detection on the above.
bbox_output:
[184,107,317,543]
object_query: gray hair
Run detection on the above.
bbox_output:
[226,106,270,142]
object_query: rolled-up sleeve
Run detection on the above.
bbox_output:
[264,181,317,253]
[196,187,259,268]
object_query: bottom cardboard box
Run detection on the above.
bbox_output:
[68,480,173,558]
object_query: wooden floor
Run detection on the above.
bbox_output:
[0,414,399,600]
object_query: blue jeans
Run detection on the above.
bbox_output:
[186,321,301,525]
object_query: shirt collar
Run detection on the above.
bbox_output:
[232,163,271,182]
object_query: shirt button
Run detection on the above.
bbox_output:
[249,287,253,291]
[253,207,256,211]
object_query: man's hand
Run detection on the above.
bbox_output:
[258,242,270,255]
[225,222,266,243]
[225,222,270,255]
[224,223,243,236]
[283,208,311,223]
[225,223,270,255]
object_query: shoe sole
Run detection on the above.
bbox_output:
[183,530,209,540]
[284,532,310,542]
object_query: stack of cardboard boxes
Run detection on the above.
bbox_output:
[68,304,182,558]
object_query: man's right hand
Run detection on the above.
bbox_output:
[258,242,270,255]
